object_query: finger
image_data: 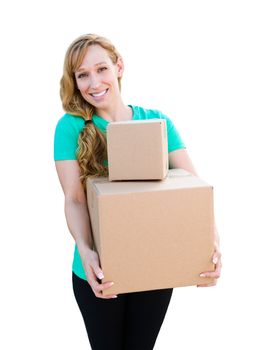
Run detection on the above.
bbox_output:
[200,258,222,279]
[197,280,217,287]
[93,284,118,299]
[212,250,221,264]
[200,271,220,279]
[87,261,104,286]
[212,253,219,265]
[87,269,116,299]
[94,281,115,293]
[213,256,222,276]
[102,294,118,299]
[94,282,118,299]
[87,267,103,293]
[91,262,104,280]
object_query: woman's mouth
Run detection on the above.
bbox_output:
[90,89,109,100]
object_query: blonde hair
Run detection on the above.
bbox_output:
[60,34,122,190]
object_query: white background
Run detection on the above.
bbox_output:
[1,0,260,349]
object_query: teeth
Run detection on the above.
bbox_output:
[91,90,107,97]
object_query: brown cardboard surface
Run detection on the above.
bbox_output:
[87,169,215,295]
[107,119,168,181]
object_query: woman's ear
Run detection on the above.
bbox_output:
[116,56,124,78]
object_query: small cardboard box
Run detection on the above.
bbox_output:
[107,119,168,181]
[86,169,215,295]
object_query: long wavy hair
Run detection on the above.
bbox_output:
[60,34,122,189]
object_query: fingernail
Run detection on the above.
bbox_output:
[109,282,114,286]
[98,274,104,279]
[200,273,206,277]
[213,257,218,264]
[112,295,117,298]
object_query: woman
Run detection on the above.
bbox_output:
[54,33,222,349]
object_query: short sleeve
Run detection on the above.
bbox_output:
[53,116,79,160]
[163,114,186,152]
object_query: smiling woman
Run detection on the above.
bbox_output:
[74,46,122,109]
[54,33,221,350]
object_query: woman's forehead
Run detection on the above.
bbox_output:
[74,44,112,71]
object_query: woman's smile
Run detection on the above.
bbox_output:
[89,88,109,100]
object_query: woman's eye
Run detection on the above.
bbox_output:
[98,67,107,72]
[78,73,88,79]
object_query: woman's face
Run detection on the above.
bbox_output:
[74,44,123,111]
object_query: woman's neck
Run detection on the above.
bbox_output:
[95,101,133,122]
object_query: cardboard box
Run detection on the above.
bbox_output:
[87,169,215,295]
[107,119,168,181]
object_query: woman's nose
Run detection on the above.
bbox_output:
[89,74,101,89]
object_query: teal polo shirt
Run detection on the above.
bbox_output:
[54,105,186,281]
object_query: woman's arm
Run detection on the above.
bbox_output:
[55,160,117,298]
[169,148,199,176]
[55,160,94,255]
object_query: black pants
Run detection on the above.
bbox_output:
[72,272,173,350]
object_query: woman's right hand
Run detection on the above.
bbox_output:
[82,248,118,299]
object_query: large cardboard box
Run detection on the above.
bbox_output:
[86,169,215,295]
[107,119,168,181]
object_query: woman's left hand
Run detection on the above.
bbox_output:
[197,243,222,287]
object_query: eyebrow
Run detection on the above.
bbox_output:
[76,62,107,72]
